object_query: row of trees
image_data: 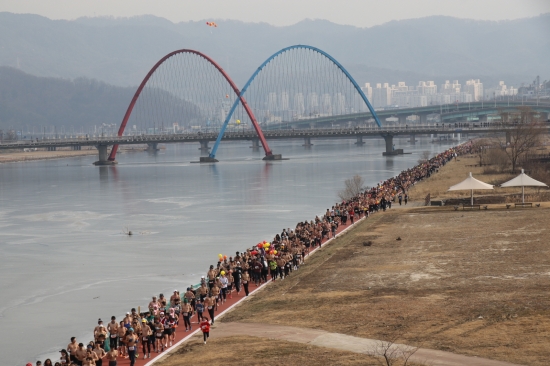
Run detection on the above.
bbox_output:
[474,106,547,173]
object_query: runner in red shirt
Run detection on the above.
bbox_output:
[199,317,210,344]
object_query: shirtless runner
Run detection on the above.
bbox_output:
[67,337,78,364]
[125,328,137,366]
[107,316,118,351]
[106,347,118,366]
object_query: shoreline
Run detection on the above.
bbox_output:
[0,146,149,164]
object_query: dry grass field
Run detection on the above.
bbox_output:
[157,335,378,366]
[220,204,550,365]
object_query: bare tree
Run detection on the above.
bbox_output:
[417,150,431,164]
[338,174,365,201]
[471,138,490,166]
[369,333,419,366]
[494,107,544,172]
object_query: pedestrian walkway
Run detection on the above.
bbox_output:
[210,322,523,366]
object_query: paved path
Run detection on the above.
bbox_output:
[121,211,367,366]
[211,322,523,366]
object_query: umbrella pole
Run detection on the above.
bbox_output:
[471,189,473,206]
[522,186,524,204]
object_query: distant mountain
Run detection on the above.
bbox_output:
[0,67,199,132]
[0,12,548,88]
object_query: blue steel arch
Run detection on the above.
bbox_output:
[209,44,383,159]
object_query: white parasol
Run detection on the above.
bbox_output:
[500,169,548,203]
[448,172,494,205]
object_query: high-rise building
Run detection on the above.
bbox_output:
[280,91,290,111]
[464,79,484,101]
[441,80,461,94]
[484,81,517,99]
[417,81,437,95]
[372,83,392,108]
[267,92,277,112]
[293,93,305,116]
[361,83,373,101]
[307,92,319,113]
[334,93,346,114]
[321,93,332,115]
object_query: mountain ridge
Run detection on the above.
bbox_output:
[0,12,548,87]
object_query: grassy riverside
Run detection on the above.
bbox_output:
[158,154,550,366]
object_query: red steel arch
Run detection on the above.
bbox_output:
[108,49,272,161]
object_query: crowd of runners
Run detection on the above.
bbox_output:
[29,143,472,366]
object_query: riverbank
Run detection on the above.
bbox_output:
[0,145,150,164]
[156,152,550,366]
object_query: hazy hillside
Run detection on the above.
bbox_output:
[0,12,548,88]
[0,67,200,132]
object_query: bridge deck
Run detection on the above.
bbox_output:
[1,125,540,150]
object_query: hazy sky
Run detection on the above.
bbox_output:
[1,0,549,27]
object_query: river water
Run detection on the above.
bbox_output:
[0,137,457,365]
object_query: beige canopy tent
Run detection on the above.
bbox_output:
[448,172,494,205]
[500,169,548,203]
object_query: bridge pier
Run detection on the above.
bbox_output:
[381,133,404,156]
[94,144,117,166]
[355,135,365,145]
[398,115,407,125]
[506,131,511,145]
[420,114,428,125]
[146,142,159,152]
[250,138,261,150]
[47,146,57,151]
[71,145,81,151]
[303,137,313,147]
[262,153,283,161]
[409,134,417,144]
[199,140,211,151]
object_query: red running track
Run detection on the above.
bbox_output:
[111,214,366,366]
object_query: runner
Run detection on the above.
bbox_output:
[199,317,210,344]
[125,328,137,366]
[92,342,105,366]
[195,299,205,323]
[197,282,208,302]
[211,282,221,310]
[242,270,250,296]
[139,319,151,359]
[233,262,242,293]
[105,346,118,366]
[93,319,107,343]
[107,317,118,351]
[117,321,127,358]
[67,337,78,364]
[170,290,180,307]
[182,301,192,331]
[148,296,159,315]
[74,343,86,366]
[219,272,228,303]
[204,295,216,324]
